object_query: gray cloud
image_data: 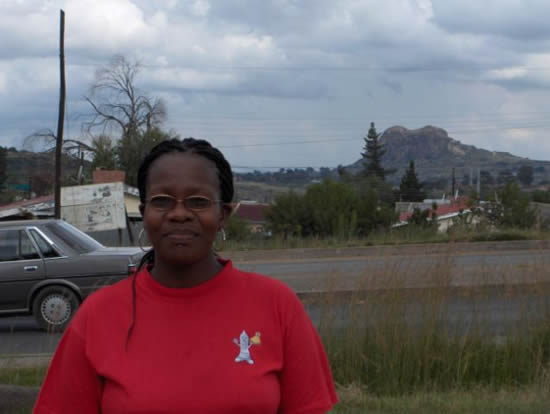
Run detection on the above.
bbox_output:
[431,0,550,40]
[380,77,403,94]
[3,0,550,168]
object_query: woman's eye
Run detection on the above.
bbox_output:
[151,196,175,209]
[186,197,211,209]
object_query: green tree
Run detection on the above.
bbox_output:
[531,190,550,204]
[117,128,175,187]
[399,160,425,202]
[355,187,396,235]
[302,180,359,238]
[517,165,534,187]
[353,173,395,205]
[407,202,438,230]
[499,182,536,228]
[266,178,397,239]
[225,215,251,241]
[361,122,389,181]
[90,135,117,171]
[265,191,306,239]
[408,208,431,227]
[336,164,352,182]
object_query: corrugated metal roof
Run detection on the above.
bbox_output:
[234,203,269,223]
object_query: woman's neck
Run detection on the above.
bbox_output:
[150,254,223,288]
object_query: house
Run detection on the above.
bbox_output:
[394,196,474,233]
[233,201,269,234]
[92,170,141,220]
[0,170,144,245]
[0,195,54,220]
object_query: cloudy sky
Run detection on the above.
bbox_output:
[2,0,550,172]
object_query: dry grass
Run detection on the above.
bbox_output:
[311,243,550,395]
[4,242,550,414]
[332,383,550,413]
[225,227,550,251]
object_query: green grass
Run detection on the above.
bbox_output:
[224,227,550,251]
[308,250,550,397]
[4,368,550,414]
[332,384,550,413]
[0,366,47,387]
[4,244,550,414]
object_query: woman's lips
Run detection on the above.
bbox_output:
[165,230,198,242]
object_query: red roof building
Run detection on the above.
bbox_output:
[0,195,54,220]
[398,197,470,223]
[233,202,269,233]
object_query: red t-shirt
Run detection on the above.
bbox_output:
[34,260,338,413]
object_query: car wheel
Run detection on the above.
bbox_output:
[32,286,80,333]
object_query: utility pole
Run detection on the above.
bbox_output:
[54,9,66,219]
[469,167,473,187]
[477,167,481,196]
[451,167,456,199]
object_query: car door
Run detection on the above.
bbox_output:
[0,228,46,312]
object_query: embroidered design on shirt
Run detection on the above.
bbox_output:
[233,330,261,364]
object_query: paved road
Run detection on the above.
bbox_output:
[237,247,550,291]
[1,243,550,355]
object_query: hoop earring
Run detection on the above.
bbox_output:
[214,228,226,252]
[138,228,151,252]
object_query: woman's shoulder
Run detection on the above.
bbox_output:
[88,275,133,302]
[228,263,302,307]
[76,276,133,317]
[231,264,289,289]
[67,276,133,336]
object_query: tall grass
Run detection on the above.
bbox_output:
[4,241,550,413]
[0,365,46,387]
[224,227,550,251]
[310,248,550,395]
[332,384,550,413]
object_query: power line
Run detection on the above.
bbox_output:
[176,121,550,133]
[66,59,550,73]
[214,124,550,149]
[218,137,359,148]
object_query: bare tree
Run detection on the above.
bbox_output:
[24,129,94,159]
[25,55,169,188]
[23,129,98,188]
[83,55,166,139]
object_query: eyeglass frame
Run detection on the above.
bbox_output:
[145,194,224,212]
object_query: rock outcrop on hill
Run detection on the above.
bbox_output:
[347,125,550,184]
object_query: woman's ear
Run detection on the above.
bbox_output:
[220,203,235,228]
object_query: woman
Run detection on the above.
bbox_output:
[34,138,338,413]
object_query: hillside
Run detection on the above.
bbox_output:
[4,150,90,197]
[346,125,550,185]
[2,150,298,204]
[6,126,550,203]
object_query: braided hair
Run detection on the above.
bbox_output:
[126,138,234,348]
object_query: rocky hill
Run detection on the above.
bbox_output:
[7,126,550,203]
[347,125,550,185]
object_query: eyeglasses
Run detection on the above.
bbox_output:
[147,194,222,211]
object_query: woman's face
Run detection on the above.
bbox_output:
[140,152,231,267]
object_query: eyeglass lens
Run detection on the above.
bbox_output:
[149,195,213,210]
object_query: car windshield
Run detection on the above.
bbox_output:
[44,221,104,254]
